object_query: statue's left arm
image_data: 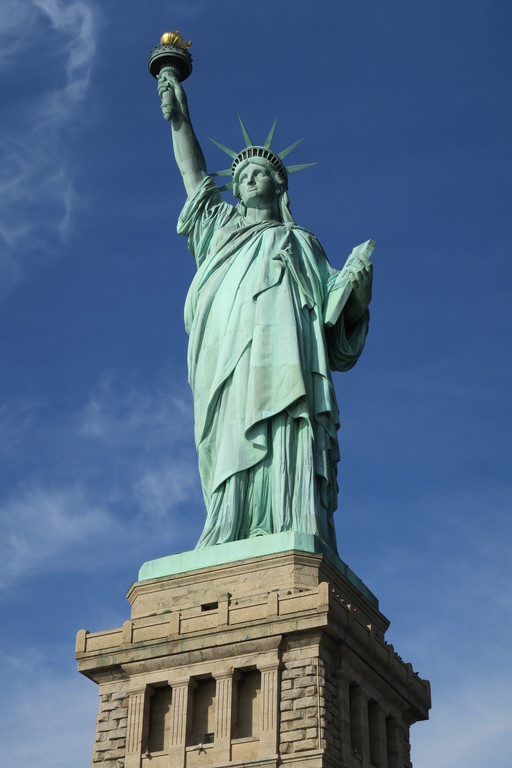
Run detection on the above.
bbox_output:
[341,257,373,330]
[322,240,374,371]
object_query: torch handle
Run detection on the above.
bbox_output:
[159,65,180,121]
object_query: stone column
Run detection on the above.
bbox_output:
[125,688,149,768]
[349,686,370,764]
[259,661,280,757]
[168,676,194,768]
[386,718,406,768]
[214,669,234,762]
[369,702,388,768]
[336,673,352,766]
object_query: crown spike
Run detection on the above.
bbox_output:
[208,137,238,159]
[264,117,278,149]
[210,119,314,191]
[238,115,254,148]
[285,162,317,174]
[278,138,304,160]
[211,168,233,177]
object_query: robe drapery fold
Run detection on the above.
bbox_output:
[178,176,369,552]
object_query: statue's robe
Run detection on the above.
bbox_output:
[178,177,369,551]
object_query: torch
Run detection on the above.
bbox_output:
[148,32,193,121]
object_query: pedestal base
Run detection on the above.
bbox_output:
[77,543,430,768]
[137,533,377,608]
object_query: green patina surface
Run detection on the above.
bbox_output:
[151,69,374,562]
[138,532,378,608]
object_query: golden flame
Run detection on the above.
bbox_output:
[160,31,192,49]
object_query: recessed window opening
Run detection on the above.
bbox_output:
[234,669,261,739]
[148,685,172,753]
[188,677,216,746]
[201,601,218,612]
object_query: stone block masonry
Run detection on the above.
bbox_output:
[91,690,128,767]
[77,549,430,768]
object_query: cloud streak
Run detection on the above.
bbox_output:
[0,399,41,457]
[0,485,118,589]
[414,676,512,768]
[34,0,97,120]
[0,372,202,590]
[0,0,97,291]
[0,649,98,768]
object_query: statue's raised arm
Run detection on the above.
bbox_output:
[157,71,207,197]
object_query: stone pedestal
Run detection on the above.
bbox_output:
[77,541,430,768]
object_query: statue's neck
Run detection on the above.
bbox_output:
[243,205,280,223]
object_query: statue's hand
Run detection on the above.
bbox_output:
[157,70,189,122]
[344,263,373,325]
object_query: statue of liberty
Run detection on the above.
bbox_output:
[155,63,373,555]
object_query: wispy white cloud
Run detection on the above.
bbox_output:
[0,2,35,66]
[134,463,199,520]
[413,676,512,768]
[0,0,97,290]
[0,399,41,456]
[34,0,97,120]
[0,649,98,768]
[80,371,192,446]
[0,372,202,590]
[78,371,201,523]
[374,484,512,638]
[0,484,118,589]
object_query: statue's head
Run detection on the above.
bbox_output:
[232,149,287,196]
[233,157,285,205]
[210,117,314,223]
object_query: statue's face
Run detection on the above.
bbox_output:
[237,162,277,208]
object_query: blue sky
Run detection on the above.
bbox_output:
[1,1,511,765]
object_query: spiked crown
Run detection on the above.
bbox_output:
[210,116,315,193]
